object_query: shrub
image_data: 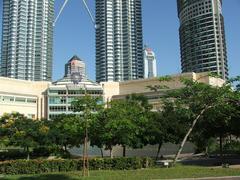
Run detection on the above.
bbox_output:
[31,147,52,157]
[223,141,240,154]
[0,157,153,175]
[0,149,27,161]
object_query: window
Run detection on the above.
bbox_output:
[2,96,14,102]
[15,97,26,102]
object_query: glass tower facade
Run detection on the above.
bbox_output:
[0,0,54,81]
[177,0,228,80]
[96,0,144,82]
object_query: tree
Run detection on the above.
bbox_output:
[71,95,104,176]
[90,96,148,158]
[148,75,238,165]
[47,114,84,154]
[0,112,25,146]
[143,100,190,160]
[170,79,234,165]
[88,109,106,157]
[191,77,240,158]
[105,100,143,157]
[0,112,40,159]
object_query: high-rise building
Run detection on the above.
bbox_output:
[64,55,86,79]
[0,0,54,81]
[177,0,228,80]
[96,0,144,82]
[143,46,157,78]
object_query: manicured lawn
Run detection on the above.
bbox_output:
[2,166,240,180]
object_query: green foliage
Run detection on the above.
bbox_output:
[0,113,47,159]
[0,149,28,161]
[223,140,240,154]
[71,95,103,114]
[90,96,149,156]
[0,157,153,175]
[147,75,173,92]
[147,75,240,163]
[158,75,173,82]
[47,114,85,151]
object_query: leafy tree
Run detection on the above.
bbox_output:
[0,113,40,159]
[71,95,104,144]
[170,79,233,164]
[0,112,25,146]
[71,95,104,176]
[143,100,190,160]
[191,77,240,158]
[89,109,106,157]
[148,75,239,165]
[47,114,84,154]
[90,97,148,158]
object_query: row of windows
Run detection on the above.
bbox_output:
[0,95,37,104]
[49,89,103,95]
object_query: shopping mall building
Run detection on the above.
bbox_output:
[0,56,225,119]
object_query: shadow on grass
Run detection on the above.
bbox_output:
[180,157,240,167]
[1,174,80,180]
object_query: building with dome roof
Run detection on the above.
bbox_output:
[47,55,103,119]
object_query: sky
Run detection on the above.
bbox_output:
[0,0,239,81]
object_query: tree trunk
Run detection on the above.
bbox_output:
[205,146,209,157]
[123,145,126,157]
[173,106,210,165]
[26,146,30,160]
[220,134,224,164]
[100,148,104,158]
[110,147,113,158]
[156,142,162,160]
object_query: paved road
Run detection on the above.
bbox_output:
[162,176,240,180]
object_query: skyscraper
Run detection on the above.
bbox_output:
[177,0,228,80]
[0,0,54,81]
[65,55,86,79]
[96,0,144,82]
[143,45,157,78]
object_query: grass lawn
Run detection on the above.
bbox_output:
[2,166,240,180]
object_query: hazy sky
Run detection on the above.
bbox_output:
[0,0,239,81]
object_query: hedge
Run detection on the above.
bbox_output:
[0,157,154,175]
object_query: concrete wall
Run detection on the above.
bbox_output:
[0,72,225,119]
[0,77,50,119]
[102,72,225,101]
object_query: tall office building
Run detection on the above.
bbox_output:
[96,0,144,82]
[143,45,157,78]
[177,0,228,80]
[0,0,54,81]
[64,55,86,79]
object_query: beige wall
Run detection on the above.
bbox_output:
[0,77,50,119]
[0,73,225,118]
[102,72,225,109]
[101,82,119,103]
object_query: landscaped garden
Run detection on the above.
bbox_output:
[2,165,240,180]
[1,77,240,179]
